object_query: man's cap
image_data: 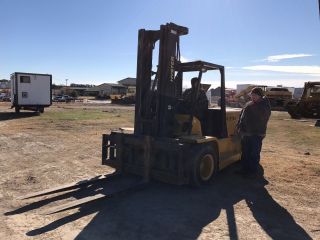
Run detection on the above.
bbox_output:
[191,77,200,87]
[250,87,264,97]
[191,77,199,83]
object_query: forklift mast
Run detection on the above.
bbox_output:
[134,23,227,138]
[134,23,188,137]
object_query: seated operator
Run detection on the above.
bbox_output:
[182,77,209,121]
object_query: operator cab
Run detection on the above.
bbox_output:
[173,61,231,139]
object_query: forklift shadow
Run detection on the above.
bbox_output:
[23,164,312,240]
[0,111,40,121]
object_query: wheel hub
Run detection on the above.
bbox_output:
[199,154,214,181]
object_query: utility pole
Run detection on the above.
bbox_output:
[65,79,69,95]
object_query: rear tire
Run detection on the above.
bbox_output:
[15,106,20,113]
[287,105,301,119]
[189,145,218,186]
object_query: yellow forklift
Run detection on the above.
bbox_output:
[102,22,241,186]
[19,23,242,214]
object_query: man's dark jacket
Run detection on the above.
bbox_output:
[182,88,208,120]
[237,96,271,136]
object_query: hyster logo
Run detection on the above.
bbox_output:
[170,56,175,82]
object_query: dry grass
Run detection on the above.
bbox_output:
[266,111,320,154]
[0,104,319,240]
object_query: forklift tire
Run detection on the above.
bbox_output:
[190,145,218,186]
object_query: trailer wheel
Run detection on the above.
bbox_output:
[190,145,218,186]
[15,106,20,113]
[39,107,44,113]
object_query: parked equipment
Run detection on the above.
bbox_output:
[110,93,135,104]
[287,82,320,118]
[267,87,292,110]
[235,85,292,110]
[10,72,52,113]
[19,23,242,213]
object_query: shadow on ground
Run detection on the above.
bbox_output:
[7,164,312,240]
[0,112,40,121]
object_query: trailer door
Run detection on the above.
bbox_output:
[10,73,16,105]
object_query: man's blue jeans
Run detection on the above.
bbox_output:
[241,135,264,174]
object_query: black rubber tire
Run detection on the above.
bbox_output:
[287,105,301,119]
[189,145,218,187]
[39,107,44,113]
[15,106,20,113]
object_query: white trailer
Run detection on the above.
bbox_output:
[10,72,52,113]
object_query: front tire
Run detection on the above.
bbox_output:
[189,145,218,186]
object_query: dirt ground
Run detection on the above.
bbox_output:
[0,102,319,240]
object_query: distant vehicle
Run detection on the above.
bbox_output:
[235,85,292,110]
[266,87,292,110]
[0,96,11,102]
[11,72,52,113]
[287,82,320,119]
[110,93,135,104]
[53,95,74,102]
[62,95,75,102]
[0,93,10,102]
[53,95,63,102]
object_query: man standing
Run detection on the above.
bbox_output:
[237,87,271,177]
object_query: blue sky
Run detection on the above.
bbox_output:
[0,0,319,88]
